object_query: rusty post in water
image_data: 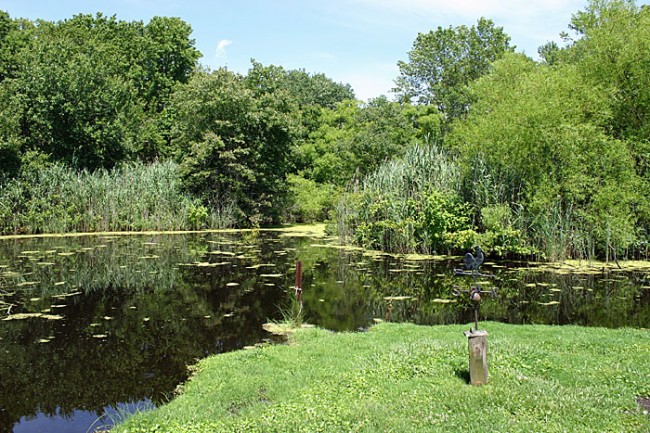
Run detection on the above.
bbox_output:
[294,260,303,323]
[295,260,302,302]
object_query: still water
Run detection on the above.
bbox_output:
[0,229,648,432]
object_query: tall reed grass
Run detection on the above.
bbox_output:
[0,160,236,234]
[336,142,466,254]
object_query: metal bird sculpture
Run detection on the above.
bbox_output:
[464,246,484,273]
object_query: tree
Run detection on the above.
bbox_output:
[300,97,428,186]
[559,0,650,243]
[140,16,201,114]
[0,13,201,170]
[449,52,640,259]
[10,16,143,170]
[394,17,513,131]
[170,69,298,226]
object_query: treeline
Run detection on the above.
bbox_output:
[0,10,434,232]
[0,1,649,261]
[341,1,650,261]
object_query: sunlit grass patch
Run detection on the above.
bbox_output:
[114,322,650,433]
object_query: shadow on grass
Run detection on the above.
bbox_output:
[454,369,470,384]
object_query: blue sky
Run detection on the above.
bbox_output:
[0,1,646,100]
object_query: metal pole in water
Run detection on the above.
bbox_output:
[294,260,303,322]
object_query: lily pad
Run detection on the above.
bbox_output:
[433,298,456,304]
[246,264,276,269]
[3,313,63,321]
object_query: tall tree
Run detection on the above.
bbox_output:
[0,13,201,170]
[450,52,640,258]
[394,18,513,131]
[561,0,650,238]
[170,69,298,226]
[300,97,429,186]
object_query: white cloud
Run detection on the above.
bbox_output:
[215,39,232,58]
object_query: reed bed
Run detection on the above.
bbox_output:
[0,160,235,234]
[337,142,466,254]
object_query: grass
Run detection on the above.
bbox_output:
[114,322,650,432]
[0,160,236,235]
[336,142,465,255]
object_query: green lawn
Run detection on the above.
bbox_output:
[114,322,650,432]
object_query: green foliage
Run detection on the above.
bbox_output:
[285,174,340,223]
[558,0,650,250]
[0,12,200,170]
[301,97,433,186]
[170,68,298,226]
[186,203,209,230]
[338,143,468,254]
[449,52,641,260]
[0,160,219,234]
[395,17,514,130]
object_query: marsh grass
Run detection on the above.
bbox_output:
[337,143,465,254]
[114,322,650,433]
[0,161,236,234]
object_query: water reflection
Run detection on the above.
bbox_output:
[13,400,153,433]
[0,231,648,432]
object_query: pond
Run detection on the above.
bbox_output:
[0,228,648,432]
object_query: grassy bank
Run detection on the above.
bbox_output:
[114,322,650,432]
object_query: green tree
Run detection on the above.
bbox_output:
[0,12,32,82]
[301,97,426,186]
[170,69,298,226]
[11,17,142,170]
[394,17,513,131]
[450,52,640,259]
[553,0,650,249]
[0,13,200,170]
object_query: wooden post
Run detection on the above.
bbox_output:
[463,330,488,385]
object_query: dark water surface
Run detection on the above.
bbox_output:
[0,230,648,432]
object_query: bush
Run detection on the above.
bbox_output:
[285,174,340,223]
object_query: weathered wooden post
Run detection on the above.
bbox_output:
[464,329,489,385]
[295,260,302,302]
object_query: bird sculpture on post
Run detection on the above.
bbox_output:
[464,246,485,278]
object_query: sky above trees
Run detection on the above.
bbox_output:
[0,0,648,100]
